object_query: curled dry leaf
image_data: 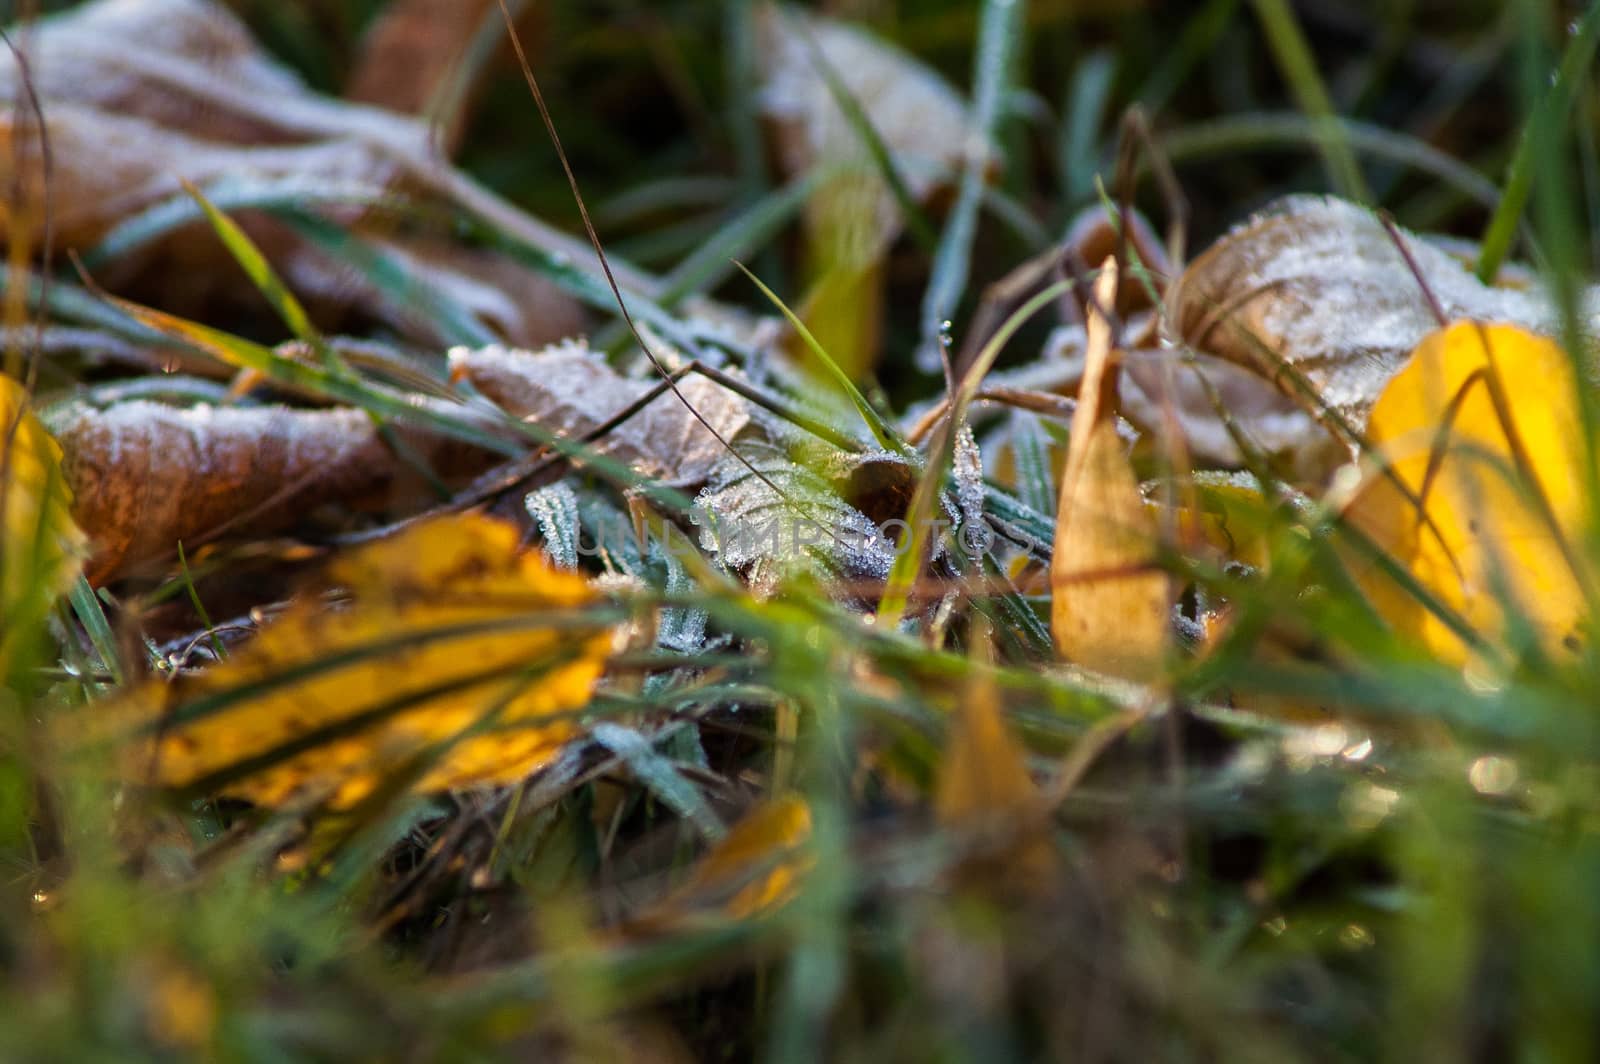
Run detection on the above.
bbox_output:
[72,513,614,808]
[0,0,582,349]
[1169,196,1593,434]
[1051,260,1168,681]
[0,377,89,667]
[1341,322,1591,664]
[754,1,982,245]
[1036,326,1336,477]
[935,665,1055,888]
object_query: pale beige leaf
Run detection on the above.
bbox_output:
[0,0,587,348]
[754,2,982,245]
[1051,260,1168,680]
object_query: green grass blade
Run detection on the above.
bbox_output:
[67,577,122,687]
[274,209,499,348]
[1248,0,1371,201]
[1155,112,1502,209]
[181,180,323,347]
[878,280,1069,627]
[82,179,415,269]
[734,262,907,454]
[916,0,1025,371]
[1476,2,1600,282]
[1060,49,1116,204]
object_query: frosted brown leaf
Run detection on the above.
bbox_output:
[1168,195,1597,435]
[754,1,984,247]
[0,0,587,348]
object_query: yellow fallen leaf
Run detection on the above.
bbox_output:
[1343,321,1591,662]
[1153,471,1282,575]
[1051,259,1168,679]
[935,659,1055,888]
[935,672,1040,823]
[1,376,88,674]
[81,513,614,808]
[635,795,814,931]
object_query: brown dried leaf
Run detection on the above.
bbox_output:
[1169,195,1571,434]
[1051,260,1168,680]
[450,340,752,485]
[1,0,330,144]
[0,0,583,349]
[1035,325,1337,477]
[46,400,398,584]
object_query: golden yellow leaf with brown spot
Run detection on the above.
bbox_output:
[80,513,613,808]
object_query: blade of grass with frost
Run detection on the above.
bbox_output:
[1477,2,1600,283]
[916,0,1023,371]
[597,177,741,227]
[724,0,766,199]
[970,553,1054,659]
[96,294,696,511]
[735,262,906,454]
[82,179,415,269]
[1249,0,1370,201]
[789,12,938,254]
[660,173,816,306]
[878,280,1071,628]
[1060,50,1116,204]
[592,723,725,842]
[1156,113,1502,210]
[1009,413,1060,518]
[599,174,815,358]
[423,0,531,139]
[276,209,498,347]
[612,213,725,267]
[980,185,1051,250]
[474,216,718,361]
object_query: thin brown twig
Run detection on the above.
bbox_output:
[491,0,844,547]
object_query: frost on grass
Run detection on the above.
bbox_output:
[694,437,897,596]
